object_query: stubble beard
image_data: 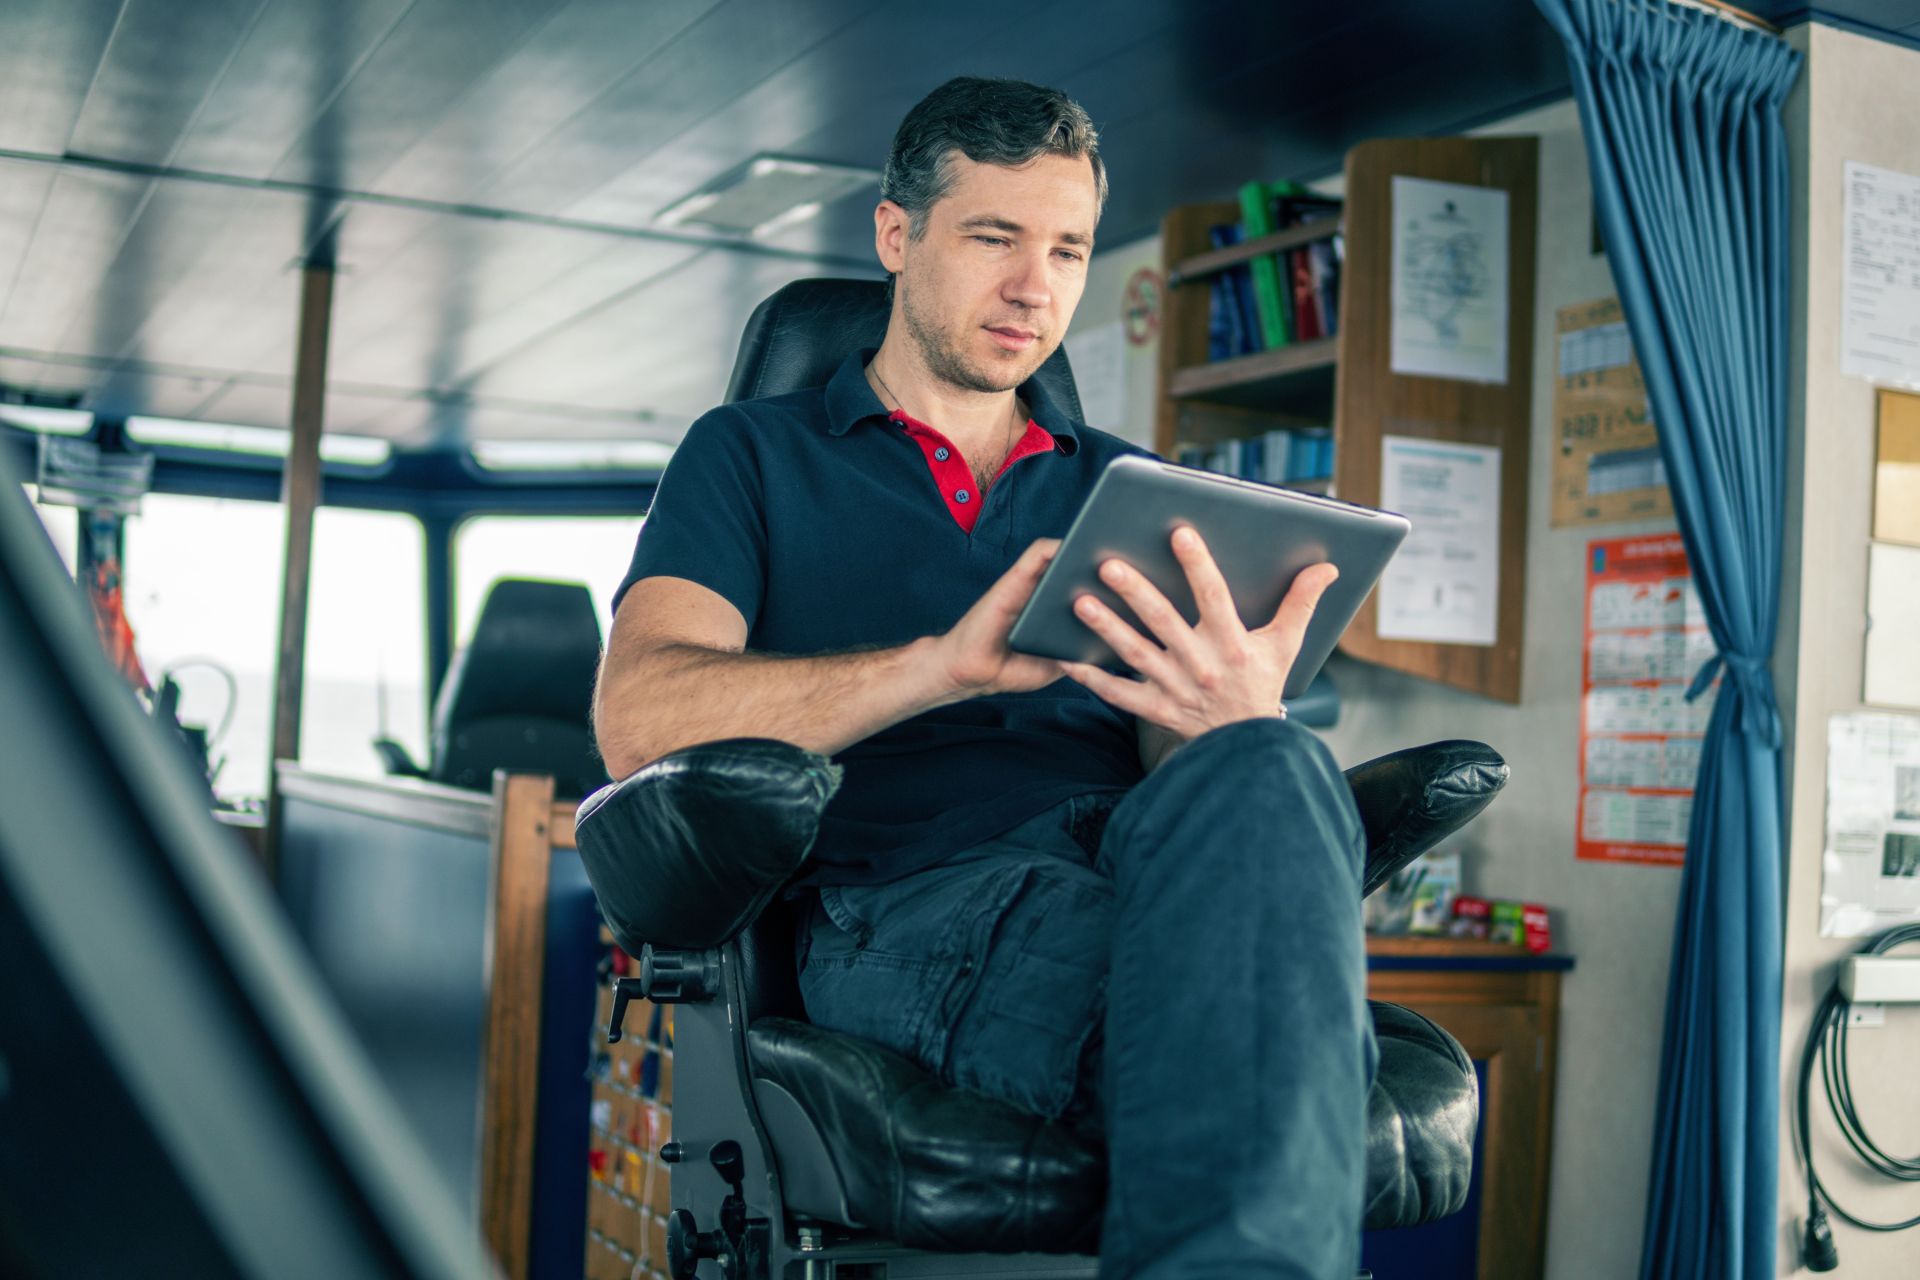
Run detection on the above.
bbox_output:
[900,278,1046,396]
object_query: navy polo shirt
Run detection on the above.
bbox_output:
[613,348,1154,887]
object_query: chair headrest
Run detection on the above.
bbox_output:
[723,277,1084,420]
[434,578,602,731]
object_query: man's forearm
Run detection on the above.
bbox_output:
[594,637,963,779]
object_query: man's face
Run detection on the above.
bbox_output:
[879,152,1098,394]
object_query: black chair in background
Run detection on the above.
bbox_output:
[376,577,607,799]
[574,279,1500,1279]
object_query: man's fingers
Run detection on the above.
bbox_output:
[1095,557,1203,666]
[1171,527,1238,629]
[1074,593,1179,687]
[1060,660,1154,716]
[989,538,1061,615]
[1265,562,1339,642]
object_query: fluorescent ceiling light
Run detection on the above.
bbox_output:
[655,155,879,238]
[0,404,93,436]
[125,417,392,467]
[470,439,677,472]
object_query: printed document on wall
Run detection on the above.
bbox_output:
[1842,161,1920,387]
[1390,176,1509,383]
[1377,436,1500,645]
[1822,712,1920,936]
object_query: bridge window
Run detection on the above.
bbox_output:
[122,495,427,801]
[452,515,641,647]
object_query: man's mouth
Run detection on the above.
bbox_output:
[984,325,1039,351]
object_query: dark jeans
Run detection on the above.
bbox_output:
[797,717,1375,1279]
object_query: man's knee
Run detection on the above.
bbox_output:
[1107,716,1364,880]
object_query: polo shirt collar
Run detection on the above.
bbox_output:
[824,348,1082,454]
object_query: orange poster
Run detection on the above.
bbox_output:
[1577,535,1718,865]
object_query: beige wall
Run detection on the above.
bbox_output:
[1776,21,1920,1278]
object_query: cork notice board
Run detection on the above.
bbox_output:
[1551,297,1672,527]
[1878,389,1920,546]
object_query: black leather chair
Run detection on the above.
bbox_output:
[573,279,1503,1278]
[376,577,608,799]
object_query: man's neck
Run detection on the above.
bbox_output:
[866,341,1025,461]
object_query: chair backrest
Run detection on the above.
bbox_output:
[431,578,606,798]
[722,278,1086,1022]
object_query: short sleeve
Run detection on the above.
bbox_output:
[612,408,767,632]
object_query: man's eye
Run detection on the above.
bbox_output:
[974,236,1009,247]
[1055,250,1083,263]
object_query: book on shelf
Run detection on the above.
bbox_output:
[1205,224,1261,360]
[1237,180,1293,351]
[1204,182,1345,363]
[1174,425,1333,487]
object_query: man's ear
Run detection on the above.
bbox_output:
[873,199,909,275]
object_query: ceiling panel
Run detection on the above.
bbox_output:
[65,0,269,165]
[263,0,576,192]
[0,167,157,353]
[370,0,724,206]
[470,0,879,219]
[55,180,314,374]
[0,0,123,154]
[165,0,420,179]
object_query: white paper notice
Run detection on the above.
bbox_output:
[1865,541,1920,709]
[1822,712,1920,937]
[1377,436,1501,645]
[1390,176,1510,384]
[1063,321,1127,430]
[1842,160,1920,387]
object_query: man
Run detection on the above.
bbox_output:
[594,77,1372,1279]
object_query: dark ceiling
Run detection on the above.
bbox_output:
[0,0,1912,454]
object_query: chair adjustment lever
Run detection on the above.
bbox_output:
[640,944,721,1003]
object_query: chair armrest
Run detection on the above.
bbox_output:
[1345,740,1509,897]
[573,738,842,952]
[577,735,1506,951]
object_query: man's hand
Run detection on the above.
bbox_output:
[930,537,1070,700]
[1060,526,1337,742]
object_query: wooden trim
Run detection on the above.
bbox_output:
[275,764,493,837]
[1365,965,1566,1280]
[1168,219,1343,287]
[547,800,579,850]
[479,772,556,1280]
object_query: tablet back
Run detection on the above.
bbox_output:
[1009,456,1410,700]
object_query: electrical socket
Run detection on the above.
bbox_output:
[1840,957,1920,1004]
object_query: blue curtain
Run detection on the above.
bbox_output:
[1531,2,1801,1278]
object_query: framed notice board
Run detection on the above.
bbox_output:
[1333,136,1538,703]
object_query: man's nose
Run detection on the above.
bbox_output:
[1003,249,1052,310]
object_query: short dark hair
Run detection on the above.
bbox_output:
[881,76,1107,240]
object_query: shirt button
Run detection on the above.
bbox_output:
[934,447,950,461]
[955,489,971,503]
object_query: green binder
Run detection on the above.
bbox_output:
[1237,179,1291,350]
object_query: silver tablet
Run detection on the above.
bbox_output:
[1009,455,1410,700]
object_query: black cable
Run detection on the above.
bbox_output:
[1795,922,1920,1257]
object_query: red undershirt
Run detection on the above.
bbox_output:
[888,408,1055,533]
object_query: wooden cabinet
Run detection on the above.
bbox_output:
[1364,937,1571,1280]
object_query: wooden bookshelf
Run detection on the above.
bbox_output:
[1152,136,1538,704]
[1153,200,1343,459]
